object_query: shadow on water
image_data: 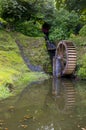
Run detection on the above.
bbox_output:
[0,78,86,130]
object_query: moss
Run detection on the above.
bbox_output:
[13,72,49,95]
[0,85,12,99]
[0,30,49,100]
[11,32,51,73]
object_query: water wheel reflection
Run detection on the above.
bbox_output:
[52,78,76,113]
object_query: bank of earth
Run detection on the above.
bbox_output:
[0,30,51,100]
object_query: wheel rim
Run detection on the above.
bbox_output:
[56,40,77,75]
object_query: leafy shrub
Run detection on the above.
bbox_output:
[15,20,43,37]
[0,17,7,28]
[49,27,68,41]
[79,24,86,36]
[69,34,86,46]
[77,54,86,79]
[49,9,80,41]
[69,33,86,79]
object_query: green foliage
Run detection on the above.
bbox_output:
[55,0,86,13]
[69,34,86,46]
[69,33,86,79]
[0,17,7,29]
[55,0,86,27]
[0,17,7,24]
[1,0,27,23]
[49,28,67,41]
[77,54,86,79]
[79,24,86,36]
[80,10,86,23]
[55,0,66,9]
[0,85,12,99]
[15,20,43,37]
[65,0,86,13]
[49,9,80,41]
[0,0,55,25]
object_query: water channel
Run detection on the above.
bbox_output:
[0,78,86,130]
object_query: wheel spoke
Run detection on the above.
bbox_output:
[56,41,76,75]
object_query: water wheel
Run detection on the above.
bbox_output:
[54,40,77,76]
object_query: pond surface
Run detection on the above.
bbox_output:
[0,78,86,130]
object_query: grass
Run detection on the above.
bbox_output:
[0,29,49,100]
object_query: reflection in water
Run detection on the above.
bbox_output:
[0,78,86,130]
[52,77,76,113]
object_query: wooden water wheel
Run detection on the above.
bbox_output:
[55,40,77,76]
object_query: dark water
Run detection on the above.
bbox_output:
[0,78,86,130]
